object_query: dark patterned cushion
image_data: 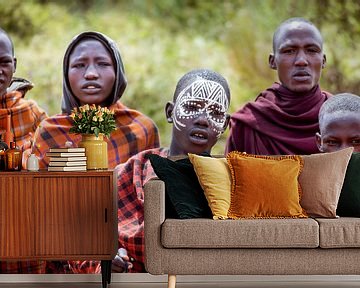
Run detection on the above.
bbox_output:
[337,153,360,217]
[148,154,212,219]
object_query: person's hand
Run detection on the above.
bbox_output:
[112,248,133,272]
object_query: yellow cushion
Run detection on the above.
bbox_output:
[188,154,231,219]
[226,152,307,219]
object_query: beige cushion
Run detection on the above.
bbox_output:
[188,154,231,219]
[161,218,319,248]
[299,147,353,218]
[316,217,360,248]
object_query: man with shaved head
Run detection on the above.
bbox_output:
[0,28,47,156]
[226,17,331,155]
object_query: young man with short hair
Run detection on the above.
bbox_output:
[316,93,360,153]
[226,18,330,155]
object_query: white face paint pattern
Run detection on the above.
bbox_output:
[172,78,229,138]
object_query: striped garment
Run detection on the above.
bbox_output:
[60,148,168,274]
[0,91,48,166]
[31,101,160,169]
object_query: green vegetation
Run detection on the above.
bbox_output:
[3,0,360,153]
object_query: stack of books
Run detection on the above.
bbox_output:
[46,147,87,171]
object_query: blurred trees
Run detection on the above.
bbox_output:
[315,0,360,92]
[0,0,39,41]
[2,0,360,152]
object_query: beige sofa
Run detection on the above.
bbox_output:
[144,179,360,288]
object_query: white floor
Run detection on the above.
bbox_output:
[1,283,360,288]
[1,274,360,287]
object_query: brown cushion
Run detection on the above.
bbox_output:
[299,147,353,218]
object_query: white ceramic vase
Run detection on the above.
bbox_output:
[27,153,39,171]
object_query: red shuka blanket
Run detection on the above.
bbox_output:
[226,83,331,155]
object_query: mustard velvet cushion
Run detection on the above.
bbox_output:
[188,154,231,219]
[299,147,354,218]
[226,152,307,219]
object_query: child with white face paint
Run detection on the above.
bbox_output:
[167,70,231,156]
[173,78,229,139]
[115,69,231,272]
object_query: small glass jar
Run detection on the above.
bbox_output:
[5,141,22,171]
[0,135,8,171]
[4,114,14,147]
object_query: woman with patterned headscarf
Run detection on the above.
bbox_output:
[31,31,159,169]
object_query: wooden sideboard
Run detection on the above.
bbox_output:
[0,170,117,288]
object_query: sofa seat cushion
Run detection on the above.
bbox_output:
[317,218,360,248]
[161,218,319,248]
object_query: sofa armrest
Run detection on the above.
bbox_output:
[144,179,165,274]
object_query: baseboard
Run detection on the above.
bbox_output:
[0,274,360,283]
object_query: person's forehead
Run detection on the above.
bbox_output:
[178,79,226,98]
[322,112,360,131]
[0,33,13,56]
[275,22,322,49]
[70,39,110,58]
[175,79,229,109]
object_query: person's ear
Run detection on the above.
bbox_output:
[13,57,17,73]
[269,53,277,70]
[222,114,230,133]
[322,54,326,69]
[315,132,324,152]
[165,101,174,123]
